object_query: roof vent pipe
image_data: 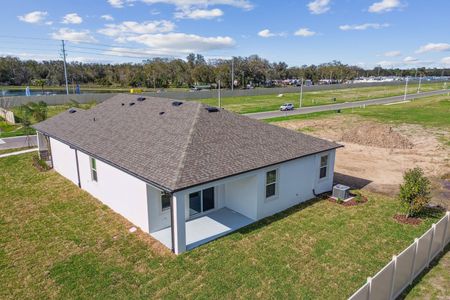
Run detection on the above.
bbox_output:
[205,107,219,113]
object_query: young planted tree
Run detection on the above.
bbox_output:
[32,78,47,93]
[398,167,431,218]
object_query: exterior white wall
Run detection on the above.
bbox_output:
[48,137,154,234]
[77,150,151,233]
[224,175,258,220]
[147,184,171,232]
[49,138,78,185]
[257,149,336,219]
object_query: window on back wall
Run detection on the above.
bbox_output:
[90,157,98,182]
[161,192,171,212]
[320,155,328,179]
[266,169,278,199]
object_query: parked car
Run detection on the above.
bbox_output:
[280,103,294,111]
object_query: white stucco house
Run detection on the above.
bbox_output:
[34,95,341,254]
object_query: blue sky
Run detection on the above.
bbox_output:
[2,0,450,68]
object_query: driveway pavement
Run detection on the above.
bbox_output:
[0,135,37,150]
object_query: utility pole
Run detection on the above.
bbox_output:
[299,77,304,108]
[218,80,221,108]
[61,40,69,95]
[231,58,234,92]
[403,77,409,101]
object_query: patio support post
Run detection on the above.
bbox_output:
[172,191,186,254]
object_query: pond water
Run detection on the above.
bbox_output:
[0,89,116,97]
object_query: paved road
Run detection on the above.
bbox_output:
[245,89,450,120]
[0,135,37,150]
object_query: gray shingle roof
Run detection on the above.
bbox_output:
[33,94,341,192]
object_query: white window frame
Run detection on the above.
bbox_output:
[90,157,98,182]
[319,154,329,180]
[160,191,171,213]
[265,169,278,200]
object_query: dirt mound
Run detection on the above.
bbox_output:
[341,124,413,149]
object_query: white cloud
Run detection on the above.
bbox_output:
[124,33,235,53]
[403,56,417,63]
[108,0,253,10]
[141,0,253,10]
[307,0,330,15]
[51,28,97,43]
[175,8,223,19]
[368,0,403,13]
[18,11,48,24]
[258,29,275,38]
[101,14,114,21]
[108,0,127,8]
[98,20,175,38]
[294,28,316,37]
[339,23,389,31]
[384,50,401,57]
[416,43,450,54]
[377,57,433,68]
[441,57,450,65]
[62,13,83,24]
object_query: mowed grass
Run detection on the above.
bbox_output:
[265,94,450,128]
[0,154,444,299]
[199,82,446,114]
[0,118,28,138]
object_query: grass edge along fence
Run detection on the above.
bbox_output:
[348,211,450,300]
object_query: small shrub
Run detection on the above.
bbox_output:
[336,198,344,204]
[354,194,363,203]
[398,167,431,218]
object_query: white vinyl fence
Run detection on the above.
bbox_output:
[349,211,450,300]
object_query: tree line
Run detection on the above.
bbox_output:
[0,54,448,89]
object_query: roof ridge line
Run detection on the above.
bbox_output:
[173,103,202,190]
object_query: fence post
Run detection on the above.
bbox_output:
[409,238,418,285]
[367,277,372,300]
[389,255,397,300]
[443,212,450,252]
[427,224,436,266]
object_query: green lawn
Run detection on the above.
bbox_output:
[265,94,450,128]
[199,82,446,114]
[0,154,444,299]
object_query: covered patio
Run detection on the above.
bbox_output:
[151,207,254,251]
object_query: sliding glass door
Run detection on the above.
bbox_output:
[189,187,215,217]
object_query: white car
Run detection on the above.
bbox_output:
[280,103,294,111]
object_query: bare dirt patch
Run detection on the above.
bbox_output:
[275,115,450,208]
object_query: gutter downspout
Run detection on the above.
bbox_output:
[169,193,175,253]
[74,149,81,188]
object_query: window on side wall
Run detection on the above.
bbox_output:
[266,169,278,199]
[319,155,328,179]
[90,157,98,182]
[161,192,171,212]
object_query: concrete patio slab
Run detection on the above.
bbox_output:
[151,207,254,251]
